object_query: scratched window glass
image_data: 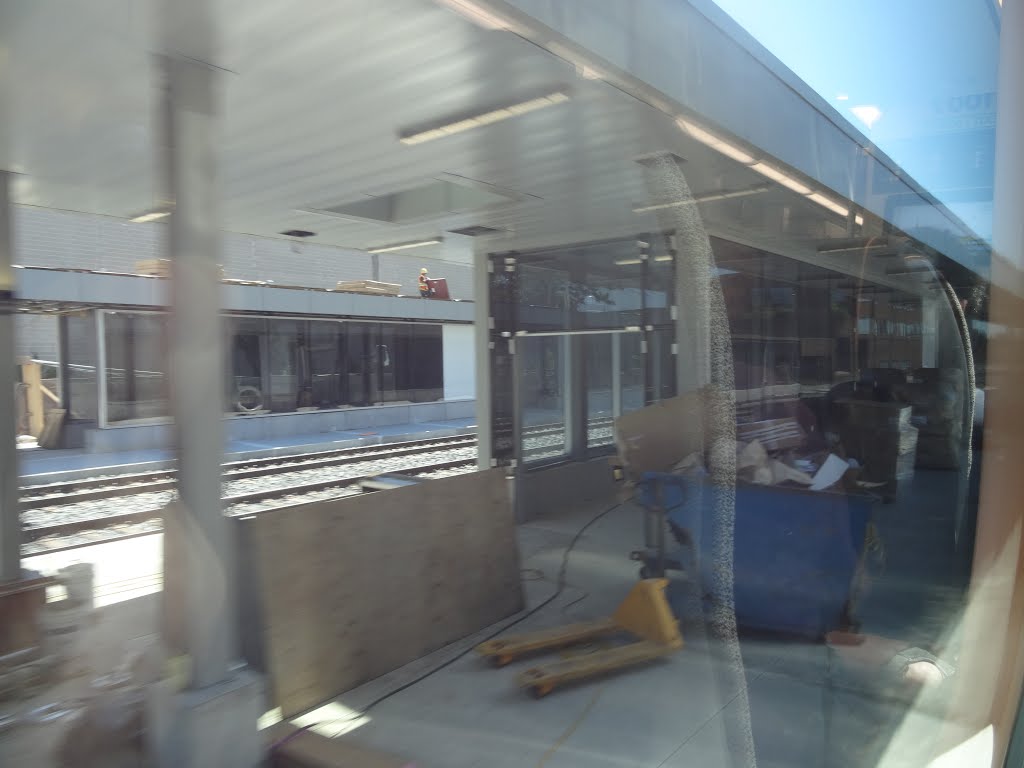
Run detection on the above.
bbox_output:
[0,2,1018,768]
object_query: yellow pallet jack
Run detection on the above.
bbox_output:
[476,579,683,698]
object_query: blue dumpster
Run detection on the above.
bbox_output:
[638,472,875,637]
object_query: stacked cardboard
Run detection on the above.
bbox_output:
[837,400,917,495]
[135,259,225,279]
[902,368,965,470]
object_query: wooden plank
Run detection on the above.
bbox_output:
[264,723,410,768]
[20,360,44,438]
[37,408,66,449]
[253,468,523,718]
[39,383,61,405]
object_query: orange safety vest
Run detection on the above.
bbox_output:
[418,274,430,295]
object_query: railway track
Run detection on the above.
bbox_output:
[22,456,477,547]
[19,434,478,510]
[19,417,617,555]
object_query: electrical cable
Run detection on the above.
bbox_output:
[360,500,624,714]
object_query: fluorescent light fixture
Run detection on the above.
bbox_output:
[129,210,171,223]
[654,255,674,262]
[806,192,849,218]
[750,162,812,195]
[675,118,755,165]
[399,91,570,145]
[855,214,865,226]
[367,239,442,254]
[434,0,510,30]
[614,258,644,266]
[633,184,770,213]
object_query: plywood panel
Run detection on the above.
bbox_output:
[253,468,522,717]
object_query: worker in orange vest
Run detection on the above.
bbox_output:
[418,268,432,298]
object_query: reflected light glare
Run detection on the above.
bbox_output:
[806,192,849,218]
[750,162,812,195]
[291,701,371,738]
[434,0,510,30]
[399,92,570,145]
[850,104,883,129]
[675,118,756,165]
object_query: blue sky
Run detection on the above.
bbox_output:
[711,0,1000,240]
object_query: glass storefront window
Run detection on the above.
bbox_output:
[227,317,267,413]
[65,311,99,422]
[584,333,615,450]
[103,312,168,423]
[520,335,569,462]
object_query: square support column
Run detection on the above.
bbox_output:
[161,51,234,691]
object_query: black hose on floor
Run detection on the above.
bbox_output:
[360,501,624,713]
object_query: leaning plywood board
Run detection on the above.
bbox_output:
[253,468,522,718]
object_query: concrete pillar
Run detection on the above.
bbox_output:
[473,247,492,468]
[147,4,263,767]
[0,172,19,582]
[161,50,233,689]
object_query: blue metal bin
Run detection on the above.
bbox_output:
[637,472,874,637]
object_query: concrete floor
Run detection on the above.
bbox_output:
[318,497,957,768]
[2,467,967,767]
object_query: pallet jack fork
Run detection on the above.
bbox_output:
[475,579,683,698]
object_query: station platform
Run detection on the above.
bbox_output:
[17,416,477,482]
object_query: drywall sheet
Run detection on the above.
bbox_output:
[253,468,522,717]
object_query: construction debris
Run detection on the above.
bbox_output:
[334,279,402,296]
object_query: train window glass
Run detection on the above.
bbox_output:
[620,332,645,414]
[645,254,674,326]
[267,319,304,412]
[579,262,644,330]
[344,322,373,407]
[520,334,570,463]
[583,333,615,450]
[103,312,168,423]
[648,327,676,403]
[409,325,443,403]
[519,262,571,332]
[102,313,132,423]
[65,311,99,422]
[227,317,266,414]
[308,321,341,409]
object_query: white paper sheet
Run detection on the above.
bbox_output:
[810,453,849,491]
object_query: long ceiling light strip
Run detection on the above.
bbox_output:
[367,239,442,254]
[399,92,570,146]
[675,116,861,223]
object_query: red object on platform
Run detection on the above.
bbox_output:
[426,277,450,300]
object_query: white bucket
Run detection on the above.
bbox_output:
[58,563,94,610]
